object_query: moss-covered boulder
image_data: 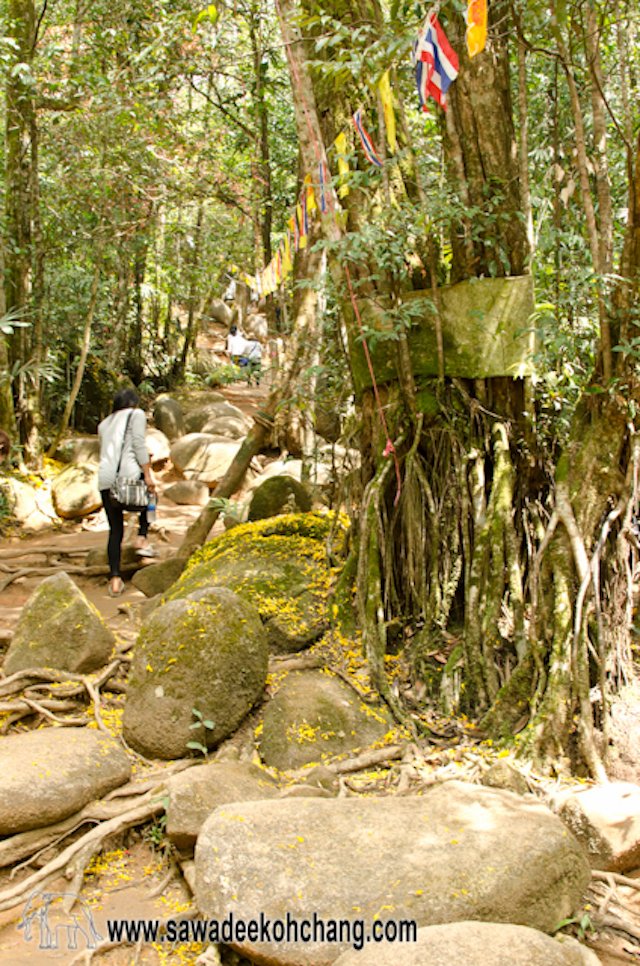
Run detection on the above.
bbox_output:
[52,461,102,519]
[168,514,340,653]
[3,572,116,675]
[258,669,392,770]
[122,586,268,760]
[248,476,311,522]
[131,556,187,597]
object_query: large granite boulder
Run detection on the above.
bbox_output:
[167,514,340,653]
[248,476,311,522]
[131,556,187,597]
[170,433,241,486]
[51,461,102,519]
[0,729,131,835]
[123,586,268,760]
[333,922,601,966]
[555,781,640,872]
[166,760,279,851]
[3,572,116,675]
[54,437,100,464]
[146,426,171,465]
[0,478,56,531]
[259,670,392,771]
[207,298,233,327]
[195,784,591,966]
[163,480,211,506]
[154,395,185,440]
[185,402,252,439]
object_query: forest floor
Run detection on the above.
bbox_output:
[0,373,639,965]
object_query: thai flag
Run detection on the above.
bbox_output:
[352,108,383,168]
[412,10,459,111]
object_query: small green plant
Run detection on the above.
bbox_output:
[186,707,216,756]
[145,794,170,852]
[555,912,593,941]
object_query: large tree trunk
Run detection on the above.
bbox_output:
[5,0,42,464]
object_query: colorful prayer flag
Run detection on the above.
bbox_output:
[296,202,307,250]
[352,108,383,167]
[412,10,459,112]
[319,161,329,213]
[304,174,316,214]
[334,132,350,198]
[466,0,487,57]
[378,71,397,153]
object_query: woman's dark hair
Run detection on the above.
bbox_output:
[113,388,140,412]
[229,325,237,335]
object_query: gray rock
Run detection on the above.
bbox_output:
[248,476,311,522]
[0,729,131,835]
[146,427,171,465]
[3,572,116,675]
[52,461,102,519]
[170,514,333,653]
[245,312,268,341]
[164,480,211,506]
[0,478,56,531]
[184,402,252,438]
[122,586,268,760]
[166,760,279,851]
[333,922,601,966]
[194,784,591,966]
[54,437,100,464]
[171,390,225,416]
[85,544,140,570]
[607,682,640,783]
[154,395,185,440]
[556,781,640,872]
[481,760,529,795]
[170,433,241,486]
[259,670,392,771]
[131,556,187,597]
[207,298,233,327]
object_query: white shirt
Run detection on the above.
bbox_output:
[227,332,245,357]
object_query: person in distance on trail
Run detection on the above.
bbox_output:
[226,323,246,364]
[97,388,157,598]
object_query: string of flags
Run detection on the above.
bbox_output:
[240,2,487,298]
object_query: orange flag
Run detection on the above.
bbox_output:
[466,0,487,57]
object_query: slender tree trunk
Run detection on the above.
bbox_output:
[46,250,103,457]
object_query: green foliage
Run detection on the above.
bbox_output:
[186,706,216,756]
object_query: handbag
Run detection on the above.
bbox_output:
[108,411,150,511]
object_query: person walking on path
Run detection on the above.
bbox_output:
[98,388,157,597]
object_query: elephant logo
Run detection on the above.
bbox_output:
[18,890,103,950]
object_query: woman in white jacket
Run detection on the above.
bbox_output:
[98,388,157,597]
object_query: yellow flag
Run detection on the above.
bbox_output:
[334,132,350,198]
[304,174,316,213]
[296,203,307,249]
[467,0,487,57]
[282,236,292,276]
[378,71,397,153]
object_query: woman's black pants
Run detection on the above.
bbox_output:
[101,490,149,577]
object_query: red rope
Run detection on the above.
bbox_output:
[276,1,402,504]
